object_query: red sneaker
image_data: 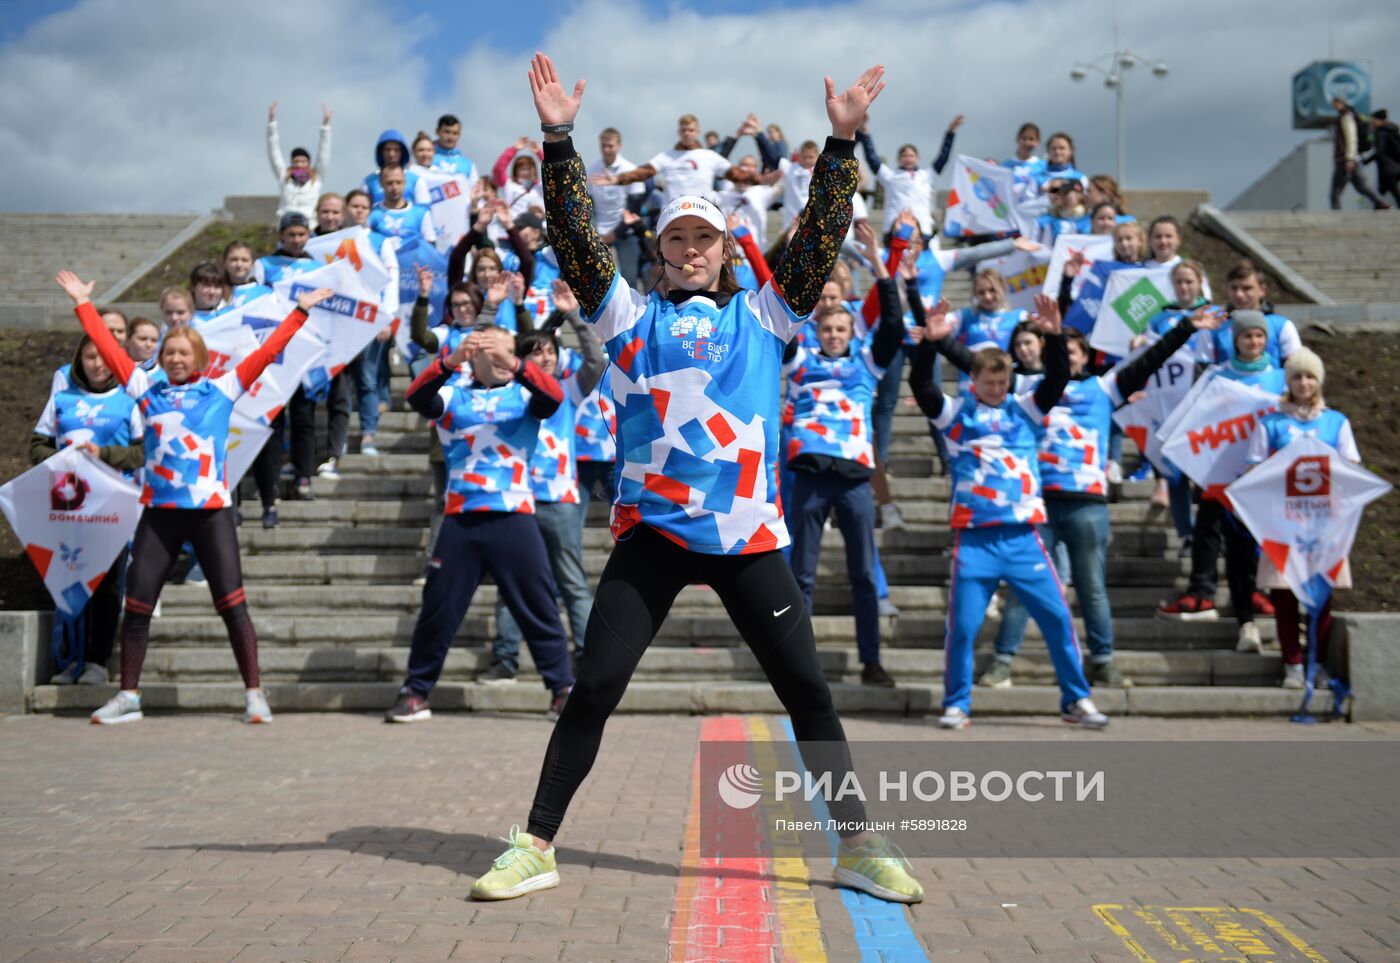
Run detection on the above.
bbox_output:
[1251,592,1276,616]
[1156,595,1219,621]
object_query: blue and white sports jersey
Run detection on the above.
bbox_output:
[586,272,807,555]
[369,202,434,243]
[432,146,476,180]
[784,338,883,470]
[1000,154,1048,203]
[125,367,247,509]
[1249,408,1357,464]
[931,390,1049,529]
[253,253,316,286]
[527,369,590,504]
[229,280,274,309]
[1148,305,1215,364]
[1211,312,1298,367]
[574,367,615,463]
[35,384,143,477]
[435,381,544,515]
[1038,374,1126,497]
[521,249,561,328]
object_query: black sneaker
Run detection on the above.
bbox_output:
[479,662,518,685]
[384,689,432,723]
[262,506,279,529]
[861,662,896,687]
[546,686,571,722]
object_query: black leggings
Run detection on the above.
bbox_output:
[526,524,865,841]
[120,508,259,690]
[250,413,285,510]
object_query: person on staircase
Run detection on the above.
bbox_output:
[55,269,333,726]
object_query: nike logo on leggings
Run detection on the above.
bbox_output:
[772,605,791,617]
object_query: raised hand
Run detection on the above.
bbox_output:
[551,279,578,314]
[853,220,878,260]
[825,64,885,140]
[482,337,517,372]
[322,103,332,124]
[897,251,919,281]
[1190,306,1226,331]
[296,287,336,313]
[923,299,955,341]
[947,113,965,133]
[737,113,761,137]
[55,270,96,305]
[447,333,478,369]
[1028,293,1062,334]
[485,275,509,307]
[507,272,526,303]
[416,264,434,297]
[268,101,277,121]
[528,53,586,136]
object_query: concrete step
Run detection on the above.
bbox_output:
[144,611,1273,649]
[232,524,1182,558]
[233,551,1194,586]
[28,681,1333,718]
[127,644,1284,688]
[157,582,1226,618]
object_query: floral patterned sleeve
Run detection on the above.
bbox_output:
[541,138,617,320]
[771,137,859,317]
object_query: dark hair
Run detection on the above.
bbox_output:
[344,188,371,206]
[189,262,225,287]
[1011,320,1044,344]
[1226,257,1265,285]
[1375,108,1389,122]
[1063,327,1092,358]
[437,114,460,129]
[221,240,254,261]
[1047,131,1076,165]
[516,328,557,358]
[1091,202,1119,220]
[379,163,405,181]
[1016,122,1041,139]
[128,316,160,338]
[1148,214,1182,236]
[599,126,622,142]
[469,248,504,286]
[649,234,744,297]
[446,281,484,319]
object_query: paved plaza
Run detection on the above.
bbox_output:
[1,711,1398,962]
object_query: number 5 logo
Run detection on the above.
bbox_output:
[1286,455,1330,496]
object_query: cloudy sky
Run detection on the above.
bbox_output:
[1,0,1394,214]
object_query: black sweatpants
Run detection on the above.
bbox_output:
[84,549,128,668]
[526,523,865,841]
[1185,498,1259,626]
[288,379,351,479]
[120,508,259,690]
[250,412,285,510]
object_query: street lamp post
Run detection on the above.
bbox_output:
[1069,51,1169,185]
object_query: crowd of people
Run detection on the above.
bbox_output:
[26,53,1371,905]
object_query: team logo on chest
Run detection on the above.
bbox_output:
[668,313,728,364]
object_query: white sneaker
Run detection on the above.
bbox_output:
[1282,663,1305,689]
[937,706,970,730]
[76,663,108,685]
[879,502,907,531]
[877,597,901,618]
[1062,697,1109,728]
[1236,622,1262,653]
[244,688,273,724]
[91,690,143,725]
[1106,460,1124,485]
[316,457,340,478]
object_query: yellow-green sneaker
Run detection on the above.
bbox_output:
[833,834,923,903]
[469,825,560,901]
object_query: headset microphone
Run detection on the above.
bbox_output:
[660,257,695,274]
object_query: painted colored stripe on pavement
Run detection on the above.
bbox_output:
[782,718,930,963]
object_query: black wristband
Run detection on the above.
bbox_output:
[541,122,574,135]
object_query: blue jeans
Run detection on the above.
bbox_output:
[352,338,390,437]
[874,345,949,468]
[1168,475,1193,540]
[494,500,593,672]
[994,499,1115,665]
[785,471,880,663]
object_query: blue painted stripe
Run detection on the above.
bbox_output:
[781,719,930,962]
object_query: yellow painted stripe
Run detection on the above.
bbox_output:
[1092,904,1158,963]
[668,747,705,963]
[747,715,828,963]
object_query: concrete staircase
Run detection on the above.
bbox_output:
[1225,211,1400,304]
[32,355,1327,719]
[0,212,205,327]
